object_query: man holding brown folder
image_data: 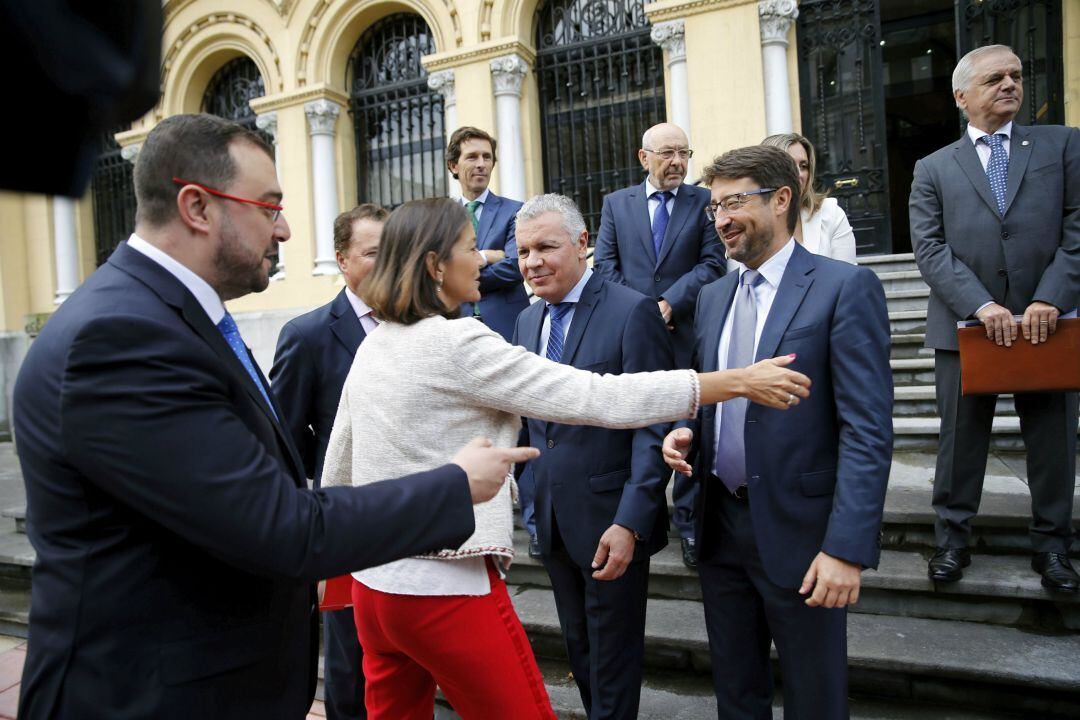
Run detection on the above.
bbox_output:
[909,45,1080,593]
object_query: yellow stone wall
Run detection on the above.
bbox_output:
[0,0,1073,331]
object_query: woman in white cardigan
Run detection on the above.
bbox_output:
[761,132,857,264]
[321,198,810,720]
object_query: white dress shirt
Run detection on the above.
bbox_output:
[126,234,225,324]
[644,177,678,225]
[713,238,796,456]
[967,120,1013,170]
[538,268,592,356]
[345,287,380,335]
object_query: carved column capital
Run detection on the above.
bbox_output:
[120,144,141,165]
[255,111,279,143]
[427,69,456,106]
[758,0,799,47]
[304,99,341,136]
[650,20,686,63]
[489,54,528,98]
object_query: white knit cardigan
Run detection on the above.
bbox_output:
[321,315,699,593]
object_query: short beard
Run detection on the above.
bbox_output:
[214,211,271,300]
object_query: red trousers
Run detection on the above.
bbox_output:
[351,559,555,720]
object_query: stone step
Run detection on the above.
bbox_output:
[893,416,1080,452]
[885,287,931,313]
[876,270,929,294]
[508,531,1080,630]
[858,252,919,275]
[510,589,1080,716]
[1,507,25,535]
[889,310,927,335]
[891,357,938,386]
[890,333,934,360]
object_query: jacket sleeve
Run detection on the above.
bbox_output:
[658,203,725,320]
[479,210,526,293]
[61,315,475,582]
[268,322,317,480]
[1032,126,1080,312]
[593,194,627,285]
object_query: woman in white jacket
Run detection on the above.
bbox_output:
[761,132,857,264]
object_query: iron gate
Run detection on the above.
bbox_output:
[203,56,273,145]
[349,14,446,208]
[535,0,666,235]
[91,128,137,266]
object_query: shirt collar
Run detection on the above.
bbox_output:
[460,188,491,206]
[967,120,1013,145]
[644,177,680,199]
[742,238,795,289]
[344,286,374,320]
[126,233,226,324]
[547,267,593,308]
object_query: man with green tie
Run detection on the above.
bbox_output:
[445,126,530,342]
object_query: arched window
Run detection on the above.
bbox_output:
[91,127,136,266]
[535,0,665,233]
[202,56,273,145]
[349,14,446,208]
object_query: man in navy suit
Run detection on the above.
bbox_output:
[594,122,725,566]
[663,146,893,719]
[270,203,388,719]
[446,126,529,341]
[513,194,673,719]
[12,113,534,719]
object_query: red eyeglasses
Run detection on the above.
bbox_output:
[172,177,283,221]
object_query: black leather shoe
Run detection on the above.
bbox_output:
[1032,552,1080,593]
[528,534,541,559]
[681,537,697,569]
[928,547,971,583]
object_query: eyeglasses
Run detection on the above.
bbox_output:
[705,188,777,220]
[643,148,694,161]
[172,177,284,222]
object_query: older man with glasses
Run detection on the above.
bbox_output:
[594,122,725,568]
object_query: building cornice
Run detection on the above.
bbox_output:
[422,38,535,73]
[644,0,758,24]
[249,84,350,115]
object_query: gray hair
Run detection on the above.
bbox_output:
[516,193,587,242]
[952,45,1020,115]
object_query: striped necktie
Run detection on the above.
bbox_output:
[545,303,573,364]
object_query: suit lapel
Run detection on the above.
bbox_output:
[657,184,693,267]
[519,301,545,355]
[476,193,501,249]
[1003,124,1032,216]
[703,275,739,373]
[756,244,814,362]
[561,273,603,366]
[329,289,366,357]
[953,134,1000,216]
[631,183,657,264]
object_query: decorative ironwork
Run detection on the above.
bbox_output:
[202,57,274,147]
[796,0,891,255]
[535,0,664,234]
[957,0,1063,125]
[349,14,446,208]
[91,128,136,266]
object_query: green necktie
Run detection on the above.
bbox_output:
[465,199,482,317]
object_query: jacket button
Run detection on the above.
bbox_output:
[1001,231,1010,240]
[997,269,1008,277]
[547,439,555,448]
[654,274,661,282]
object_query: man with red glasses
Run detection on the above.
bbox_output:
[11,113,536,719]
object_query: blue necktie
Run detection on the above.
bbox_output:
[217,311,278,420]
[980,133,1008,216]
[545,303,573,364]
[651,191,671,260]
[714,270,765,493]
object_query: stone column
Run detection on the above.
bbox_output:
[52,197,79,304]
[256,111,285,279]
[305,99,342,276]
[120,144,141,165]
[651,19,691,175]
[427,69,459,199]
[759,0,799,135]
[489,55,529,202]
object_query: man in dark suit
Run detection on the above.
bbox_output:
[512,194,673,719]
[446,126,529,342]
[12,113,535,720]
[593,122,725,566]
[270,204,388,719]
[910,44,1079,592]
[664,146,893,719]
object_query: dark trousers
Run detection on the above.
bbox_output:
[541,526,650,720]
[323,608,366,719]
[933,350,1078,552]
[698,489,848,720]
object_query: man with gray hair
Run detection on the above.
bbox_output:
[910,44,1079,591]
[513,193,675,718]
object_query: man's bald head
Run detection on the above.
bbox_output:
[638,123,691,191]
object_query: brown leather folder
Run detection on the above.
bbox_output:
[958,317,1080,395]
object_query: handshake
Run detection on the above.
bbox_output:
[452,437,539,503]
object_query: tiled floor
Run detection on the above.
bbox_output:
[0,639,327,719]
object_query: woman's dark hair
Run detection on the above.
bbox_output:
[364,198,469,324]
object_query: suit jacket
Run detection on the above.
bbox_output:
[593,181,725,366]
[513,274,674,569]
[910,124,1080,350]
[12,242,474,719]
[270,288,365,486]
[685,243,893,588]
[459,191,530,341]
